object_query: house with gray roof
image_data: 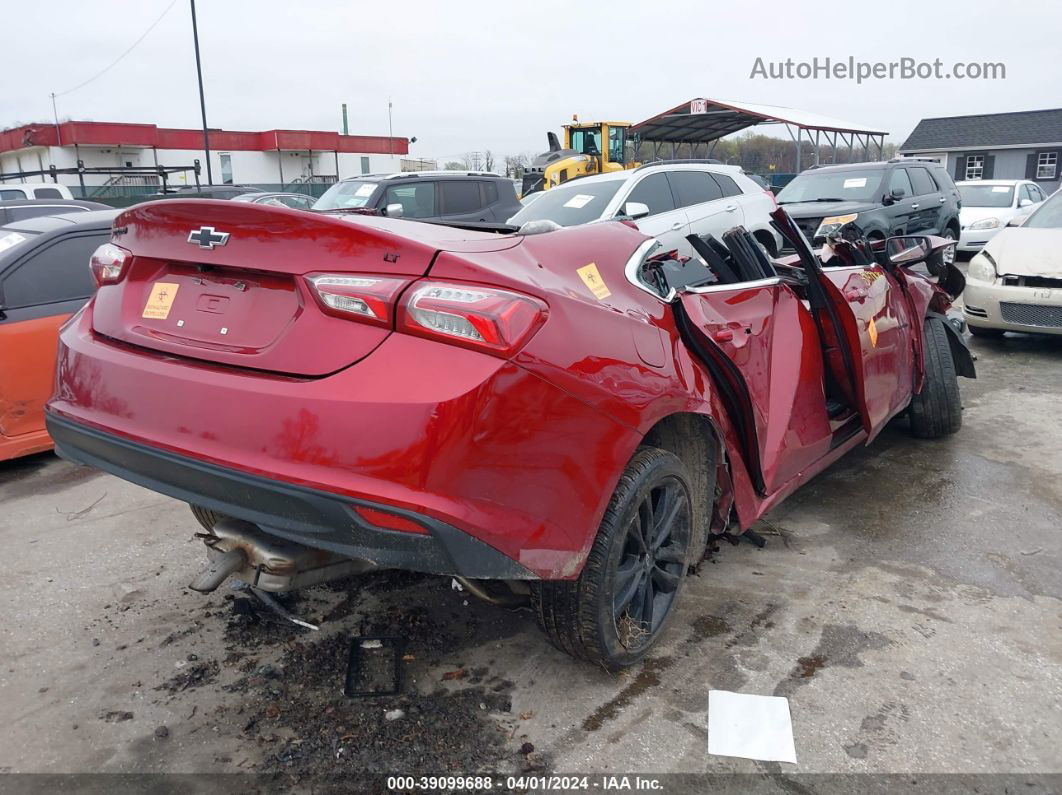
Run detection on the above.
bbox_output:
[899,108,1062,193]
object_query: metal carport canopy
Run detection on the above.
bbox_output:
[631,98,888,142]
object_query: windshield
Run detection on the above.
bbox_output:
[777,169,884,204]
[0,230,35,254]
[507,180,624,226]
[959,184,1014,208]
[313,180,380,210]
[570,127,602,156]
[1023,191,1062,229]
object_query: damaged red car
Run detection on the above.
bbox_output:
[46,200,973,668]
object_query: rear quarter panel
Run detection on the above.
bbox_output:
[427,222,764,545]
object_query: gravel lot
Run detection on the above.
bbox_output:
[1,332,1060,791]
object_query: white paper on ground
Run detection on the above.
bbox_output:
[707,690,797,763]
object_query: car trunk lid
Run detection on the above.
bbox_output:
[91,200,517,376]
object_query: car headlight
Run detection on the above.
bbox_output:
[815,213,858,237]
[968,252,996,283]
[968,217,1000,230]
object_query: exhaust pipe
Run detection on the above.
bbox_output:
[188,518,378,593]
[189,548,247,593]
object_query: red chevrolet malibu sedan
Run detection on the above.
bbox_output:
[46,200,973,668]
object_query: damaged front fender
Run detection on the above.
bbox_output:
[928,312,976,379]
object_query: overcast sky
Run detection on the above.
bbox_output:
[6,0,1060,162]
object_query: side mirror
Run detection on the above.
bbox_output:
[383,203,404,218]
[624,201,650,220]
[1019,198,1033,208]
[883,188,905,205]
[885,235,932,266]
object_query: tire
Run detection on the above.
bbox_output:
[908,318,962,439]
[189,504,225,532]
[531,447,695,669]
[940,227,957,265]
[968,324,1004,339]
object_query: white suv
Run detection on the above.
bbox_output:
[508,163,783,258]
[0,183,74,201]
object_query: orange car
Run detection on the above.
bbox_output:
[0,210,116,460]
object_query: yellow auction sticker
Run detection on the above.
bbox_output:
[576,263,611,300]
[142,282,180,320]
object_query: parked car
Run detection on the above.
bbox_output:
[963,188,1062,337]
[232,192,316,209]
[313,171,521,223]
[519,190,544,208]
[0,199,112,226]
[776,160,962,257]
[507,162,783,258]
[0,209,118,460]
[45,199,972,667]
[0,182,75,201]
[956,180,1047,254]
[153,185,264,200]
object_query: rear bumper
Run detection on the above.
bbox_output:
[47,304,639,579]
[47,413,534,579]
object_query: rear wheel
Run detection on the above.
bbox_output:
[968,324,1004,338]
[531,447,694,669]
[908,318,962,438]
[189,504,225,532]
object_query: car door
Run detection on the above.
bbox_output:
[677,275,835,495]
[817,256,915,440]
[382,182,437,219]
[1022,183,1044,210]
[438,180,491,222]
[884,167,919,234]
[667,170,743,245]
[0,231,104,451]
[908,167,944,233]
[770,210,914,443]
[623,172,690,255]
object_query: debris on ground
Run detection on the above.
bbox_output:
[100,711,134,723]
[155,659,220,694]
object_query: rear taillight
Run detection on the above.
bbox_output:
[306,273,409,327]
[89,243,131,286]
[399,281,547,357]
[765,188,778,208]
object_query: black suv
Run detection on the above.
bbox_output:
[776,159,961,252]
[312,172,521,223]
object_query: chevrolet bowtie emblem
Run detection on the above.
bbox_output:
[187,226,230,249]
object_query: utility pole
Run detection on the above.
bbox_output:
[50,93,62,146]
[189,0,213,185]
[342,103,349,135]
[388,98,393,157]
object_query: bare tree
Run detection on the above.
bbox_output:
[483,150,495,173]
[461,151,483,170]
[503,153,530,179]
[444,161,465,170]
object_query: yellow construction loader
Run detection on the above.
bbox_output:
[520,118,639,196]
